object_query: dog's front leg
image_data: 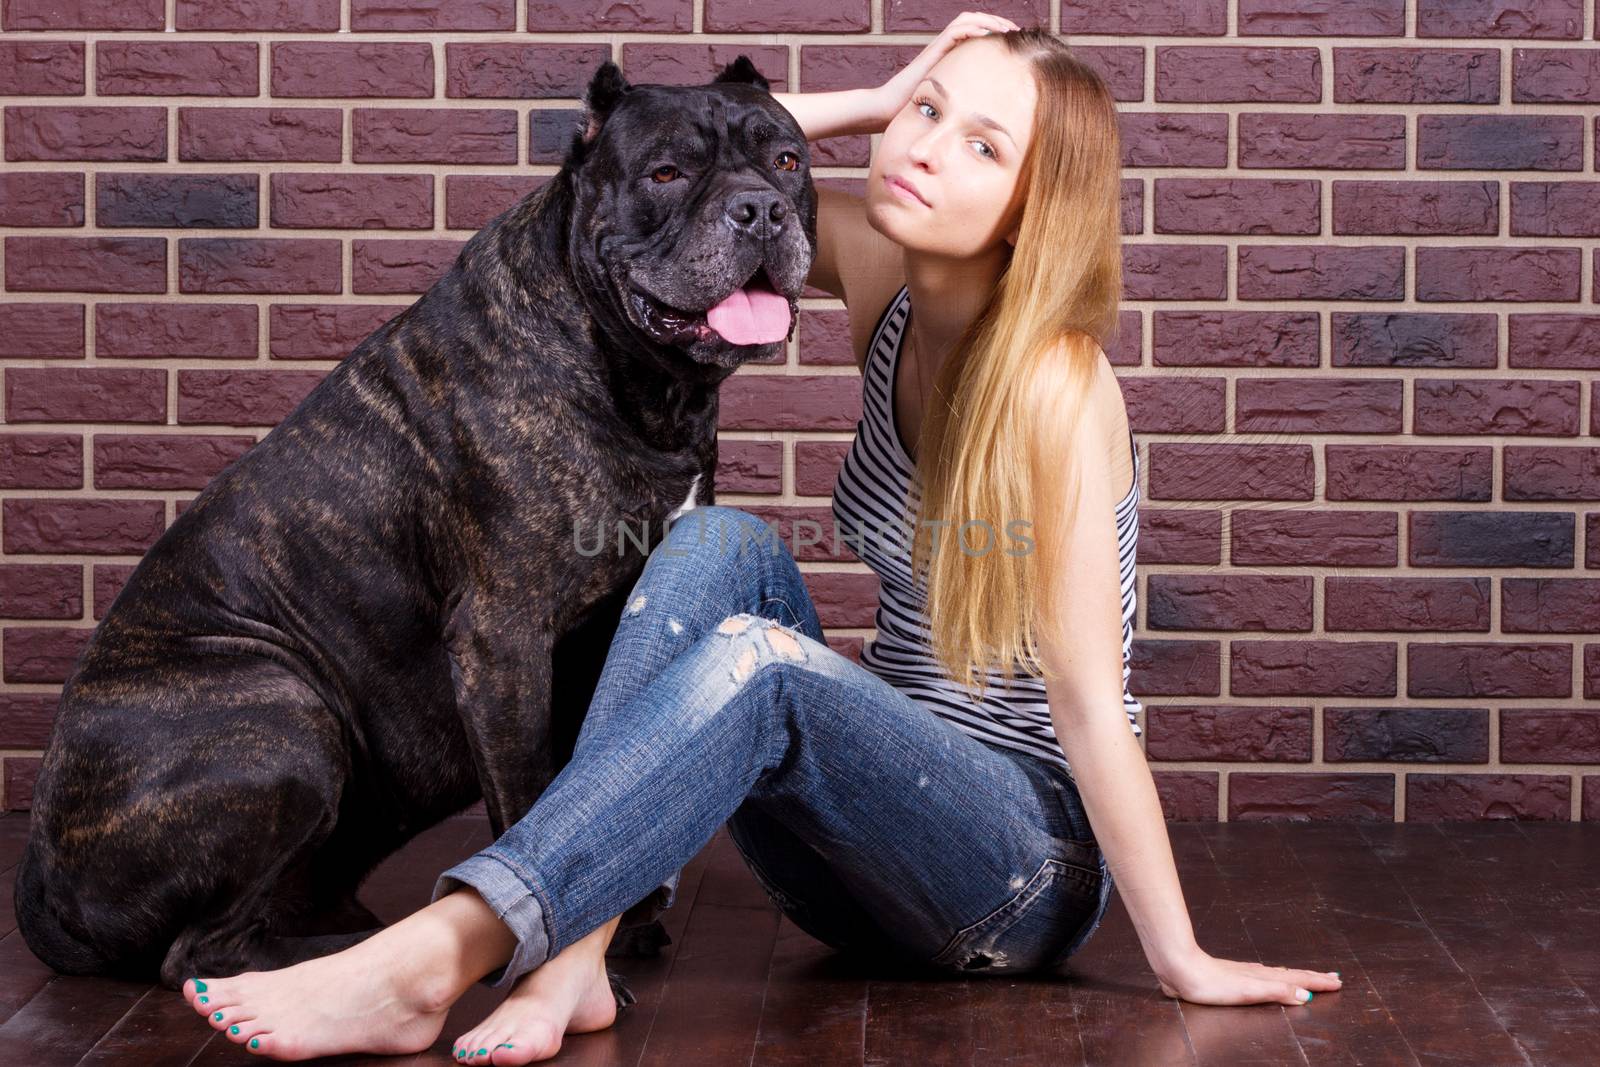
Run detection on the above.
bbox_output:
[444,592,558,840]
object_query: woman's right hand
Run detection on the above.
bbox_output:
[871,12,1023,126]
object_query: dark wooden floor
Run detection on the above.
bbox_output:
[0,810,1596,1065]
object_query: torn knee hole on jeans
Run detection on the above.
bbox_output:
[715,614,807,684]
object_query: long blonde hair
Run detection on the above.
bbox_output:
[905,30,1124,700]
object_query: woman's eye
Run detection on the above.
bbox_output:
[650,165,679,183]
[774,151,799,171]
[914,99,997,160]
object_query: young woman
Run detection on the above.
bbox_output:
[179,15,1341,1063]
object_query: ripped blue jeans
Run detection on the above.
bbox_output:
[431,505,1115,989]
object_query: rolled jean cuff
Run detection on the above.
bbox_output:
[619,866,682,929]
[430,850,551,989]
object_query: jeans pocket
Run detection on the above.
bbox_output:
[927,850,1102,975]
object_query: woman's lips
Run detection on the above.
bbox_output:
[885,174,929,207]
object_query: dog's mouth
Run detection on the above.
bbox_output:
[629,264,794,348]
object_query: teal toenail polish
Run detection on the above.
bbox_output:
[199,995,208,1003]
[250,1038,259,1049]
[214,1012,223,1021]
[478,1051,487,1057]
[194,979,207,992]
[230,1025,239,1035]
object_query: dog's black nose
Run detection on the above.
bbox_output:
[724,189,787,239]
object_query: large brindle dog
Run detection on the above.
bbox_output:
[14,56,817,1008]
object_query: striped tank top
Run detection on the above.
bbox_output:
[830,284,1144,777]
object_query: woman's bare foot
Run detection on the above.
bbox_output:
[450,915,625,1065]
[179,887,519,1060]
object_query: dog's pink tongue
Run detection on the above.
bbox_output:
[706,285,791,345]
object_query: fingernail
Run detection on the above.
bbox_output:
[1298,989,1313,1002]
[251,1037,259,1049]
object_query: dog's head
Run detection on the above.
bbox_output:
[563,57,817,372]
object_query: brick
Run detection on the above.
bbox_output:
[1587,776,1600,821]
[97,41,258,97]
[1509,313,1600,367]
[5,367,166,423]
[797,308,852,367]
[272,43,433,98]
[444,174,544,228]
[93,434,257,490]
[1500,708,1600,763]
[1060,0,1225,34]
[1153,178,1319,235]
[92,563,136,618]
[351,239,463,294]
[1227,772,1395,820]
[0,172,83,227]
[1408,643,1568,700]
[1149,443,1313,500]
[702,0,868,33]
[717,375,861,431]
[3,628,92,684]
[1503,445,1600,500]
[1324,706,1489,762]
[1236,377,1402,434]
[1123,244,1227,301]
[1120,376,1225,434]
[5,106,166,162]
[0,304,83,359]
[1510,181,1600,237]
[1589,644,1600,700]
[352,108,517,164]
[1237,245,1406,300]
[1153,773,1220,821]
[1513,47,1600,102]
[1238,113,1406,169]
[1419,245,1582,301]
[1325,576,1490,631]
[179,108,343,163]
[1417,0,1583,39]
[714,439,782,495]
[1239,0,1403,34]
[1501,578,1600,632]
[1333,47,1499,104]
[795,440,852,496]
[3,0,163,30]
[1332,312,1498,368]
[1418,115,1583,171]
[799,44,922,92]
[271,173,432,229]
[1,498,166,554]
[1156,47,1321,103]
[177,369,326,425]
[178,237,341,294]
[1332,180,1497,236]
[1325,444,1493,501]
[1138,510,1220,565]
[5,236,166,293]
[1232,509,1397,566]
[1410,511,1574,568]
[527,110,584,166]
[1145,705,1312,762]
[0,434,81,488]
[446,42,610,98]
[350,0,515,30]
[0,40,85,95]
[526,0,690,31]
[1127,639,1221,696]
[0,693,60,748]
[96,172,258,229]
[621,43,788,91]
[802,570,878,629]
[175,0,340,32]
[268,304,406,360]
[1145,574,1312,631]
[97,303,258,359]
[3,756,40,809]
[1405,774,1570,821]
[1152,311,1319,367]
[1120,113,1228,168]
[1231,639,1396,696]
[1414,377,1581,435]
[883,0,1045,32]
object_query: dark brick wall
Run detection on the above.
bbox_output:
[1,1,1596,821]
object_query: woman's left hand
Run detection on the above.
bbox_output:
[1156,947,1343,1006]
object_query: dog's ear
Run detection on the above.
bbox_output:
[711,55,770,93]
[579,61,631,145]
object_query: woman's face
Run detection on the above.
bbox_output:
[866,39,1037,260]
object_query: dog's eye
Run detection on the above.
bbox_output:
[774,152,799,172]
[651,165,680,183]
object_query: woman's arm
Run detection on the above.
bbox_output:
[1030,352,1342,1006]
